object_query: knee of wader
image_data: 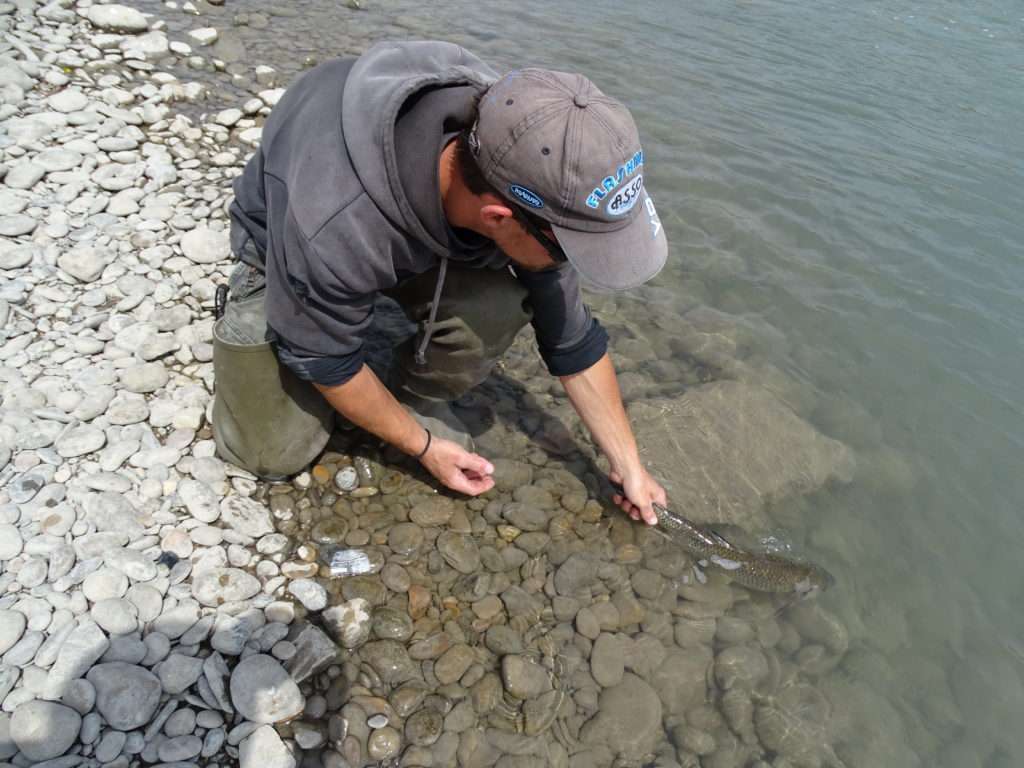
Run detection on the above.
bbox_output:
[447,270,532,356]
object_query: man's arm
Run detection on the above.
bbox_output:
[559,352,666,525]
[315,365,494,496]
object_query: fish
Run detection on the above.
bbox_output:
[611,482,834,596]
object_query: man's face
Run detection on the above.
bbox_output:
[480,199,566,272]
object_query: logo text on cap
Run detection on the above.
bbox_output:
[509,184,544,209]
[585,150,644,210]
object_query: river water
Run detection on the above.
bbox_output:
[145,0,1024,764]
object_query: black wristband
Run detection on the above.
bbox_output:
[414,428,432,461]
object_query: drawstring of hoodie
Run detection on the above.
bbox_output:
[414,256,448,367]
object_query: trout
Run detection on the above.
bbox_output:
[612,483,834,596]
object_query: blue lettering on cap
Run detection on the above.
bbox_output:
[509,184,544,209]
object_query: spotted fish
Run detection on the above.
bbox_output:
[612,483,834,596]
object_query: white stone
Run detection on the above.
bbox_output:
[104,548,157,582]
[120,362,168,393]
[178,479,220,523]
[87,5,149,33]
[240,724,295,768]
[47,89,89,113]
[35,149,82,172]
[219,495,274,537]
[188,27,218,45]
[90,598,138,635]
[179,226,229,264]
[56,425,106,458]
[230,654,304,724]
[0,214,36,236]
[58,247,108,283]
[192,567,260,606]
[287,579,327,612]
[0,525,23,561]
[0,610,26,655]
[3,163,45,190]
[214,108,242,127]
[43,620,110,700]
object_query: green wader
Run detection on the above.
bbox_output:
[211,261,532,480]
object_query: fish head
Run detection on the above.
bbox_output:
[793,565,836,599]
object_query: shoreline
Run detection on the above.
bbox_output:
[0,2,894,768]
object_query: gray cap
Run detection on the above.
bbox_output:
[470,68,667,291]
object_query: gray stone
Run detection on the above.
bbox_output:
[60,678,96,714]
[94,729,126,762]
[285,624,338,683]
[192,567,260,606]
[239,724,295,768]
[590,633,625,688]
[579,673,662,759]
[158,734,203,762]
[501,655,551,700]
[4,630,43,666]
[55,425,106,458]
[629,384,855,527]
[362,640,418,685]
[165,707,197,736]
[230,654,304,724]
[157,653,204,694]
[87,663,162,730]
[10,700,81,761]
[434,644,475,686]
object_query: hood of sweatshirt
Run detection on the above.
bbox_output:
[342,41,498,258]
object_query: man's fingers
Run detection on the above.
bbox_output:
[459,452,494,477]
[445,469,493,497]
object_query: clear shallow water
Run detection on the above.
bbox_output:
[151,0,1024,762]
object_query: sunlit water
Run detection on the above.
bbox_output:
[144,0,1024,762]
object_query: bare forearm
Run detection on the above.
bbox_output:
[559,352,642,475]
[314,365,427,457]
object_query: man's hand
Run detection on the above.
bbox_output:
[609,467,666,526]
[420,436,495,496]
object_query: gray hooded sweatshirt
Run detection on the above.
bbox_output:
[228,40,607,386]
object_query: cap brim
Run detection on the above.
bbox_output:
[551,191,668,291]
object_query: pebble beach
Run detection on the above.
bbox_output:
[0,2,927,768]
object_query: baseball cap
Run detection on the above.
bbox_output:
[469,68,667,291]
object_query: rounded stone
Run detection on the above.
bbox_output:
[87,663,162,730]
[405,707,443,747]
[90,598,138,635]
[192,567,260,606]
[287,578,327,611]
[10,700,81,761]
[0,610,26,655]
[591,633,625,688]
[322,599,372,649]
[230,654,304,724]
[368,726,401,760]
[434,644,475,686]
[371,608,413,642]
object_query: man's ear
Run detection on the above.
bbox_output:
[479,202,515,234]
